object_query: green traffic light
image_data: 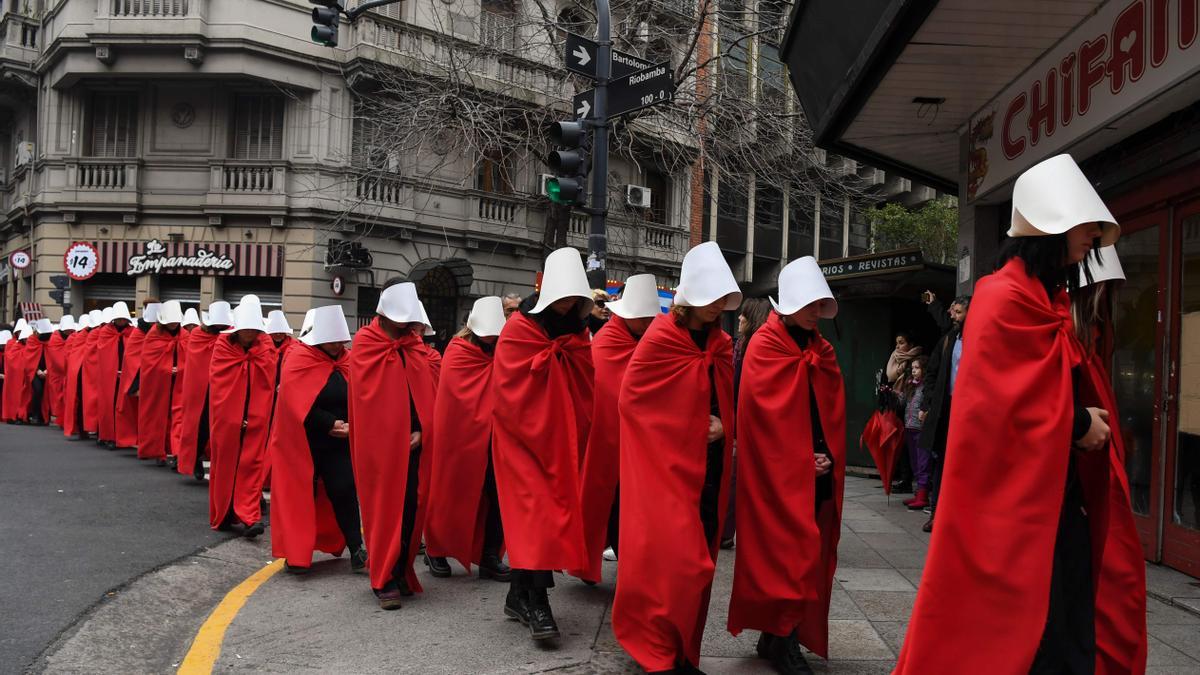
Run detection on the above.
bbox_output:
[546,177,566,204]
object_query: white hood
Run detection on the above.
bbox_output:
[229,295,265,333]
[205,301,234,328]
[376,282,424,324]
[466,296,506,337]
[607,274,661,320]
[265,310,294,335]
[142,303,163,324]
[1009,154,1119,246]
[771,256,837,319]
[59,316,79,332]
[530,247,593,316]
[158,300,184,325]
[111,301,133,322]
[299,305,352,347]
[673,242,742,310]
[182,308,201,327]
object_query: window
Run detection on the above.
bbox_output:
[480,0,516,50]
[716,174,748,253]
[351,101,399,172]
[372,0,402,20]
[89,92,138,158]
[754,182,783,259]
[232,94,285,161]
[476,147,514,194]
[819,196,844,260]
[758,0,787,44]
[645,170,669,225]
[758,45,787,114]
[789,191,815,258]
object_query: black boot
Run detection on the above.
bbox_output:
[756,632,775,659]
[425,553,452,578]
[767,633,813,675]
[479,551,512,582]
[504,585,529,624]
[526,588,560,641]
[350,547,368,574]
[243,521,265,539]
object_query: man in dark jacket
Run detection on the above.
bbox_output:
[917,292,969,533]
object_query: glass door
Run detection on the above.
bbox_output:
[1110,210,1170,558]
[1163,200,1200,577]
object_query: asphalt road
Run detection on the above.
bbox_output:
[0,422,230,673]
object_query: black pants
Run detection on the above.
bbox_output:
[1030,467,1095,674]
[392,443,423,586]
[929,401,952,514]
[511,569,554,590]
[311,444,363,552]
[196,394,211,460]
[607,485,621,557]
[699,440,724,549]
[30,376,46,424]
[482,450,504,556]
[75,372,87,437]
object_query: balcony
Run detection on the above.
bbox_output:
[355,173,405,206]
[206,160,286,213]
[60,158,141,209]
[108,0,193,17]
[0,12,40,69]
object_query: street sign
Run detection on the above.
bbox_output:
[564,32,654,80]
[9,250,30,270]
[63,242,99,281]
[573,62,674,120]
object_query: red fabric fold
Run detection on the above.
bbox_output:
[491,313,593,572]
[207,333,276,529]
[137,326,185,460]
[268,342,348,568]
[169,329,193,462]
[95,325,135,443]
[176,330,219,476]
[115,327,144,448]
[2,341,25,422]
[425,337,497,573]
[61,331,90,436]
[613,314,735,672]
[571,316,639,583]
[727,313,846,657]
[895,259,1096,674]
[46,332,70,425]
[20,338,48,422]
[83,328,101,434]
[861,409,904,495]
[348,320,439,591]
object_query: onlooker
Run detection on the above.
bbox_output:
[502,293,522,320]
[917,291,970,532]
[723,297,770,549]
[899,357,930,510]
[588,289,611,336]
[881,332,923,493]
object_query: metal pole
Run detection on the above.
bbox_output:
[345,0,404,21]
[587,0,611,290]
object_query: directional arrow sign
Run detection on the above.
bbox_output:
[573,62,675,120]
[564,32,654,80]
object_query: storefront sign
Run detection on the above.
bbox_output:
[9,250,30,270]
[967,0,1200,200]
[127,239,235,276]
[64,242,99,281]
[820,250,924,280]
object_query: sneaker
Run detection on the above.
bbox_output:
[350,547,368,574]
[602,546,618,562]
[425,554,452,578]
[284,562,309,575]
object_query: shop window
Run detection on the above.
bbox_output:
[232,94,285,161]
[480,0,517,50]
[222,277,283,310]
[157,276,202,313]
[476,147,514,194]
[81,273,137,313]
[357,285,380,329]
[644,170,670,226]
[88,92,139,158]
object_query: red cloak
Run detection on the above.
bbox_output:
[2,341,25,422]
[169,329,191,464]
[20,338,48,422]
[348,319,439,591]
[207,332,276,529]
[137,326,185,460]
[894,259,1120,674]
[570,316,639,583]
[95,325,136,443]
[0,346,8,422]
[268,342,348,568]
[491,312,593,572]
[46,332,71,425]
[61,331,90,436]
[83,328,101,434]
[612,314,735,672]
[176,329,219,476]
[424,337,497,572]
[1078,346,1148,673]
[727,313,846,657]
[115,327,145,448]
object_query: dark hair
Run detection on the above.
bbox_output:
[952,295,972,312]
[894,331,914,345]
[382,276,407,290]
[996,235,1097,294]
[738,298,770,339]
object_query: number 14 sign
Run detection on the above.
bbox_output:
[64,242,99,281]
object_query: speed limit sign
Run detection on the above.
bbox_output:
[63,242,99,281]
[9,250,30,270]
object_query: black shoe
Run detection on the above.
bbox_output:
[922,516,934,533]
[756,632,775,659]
[216,512,236,532]
[155,458,167,467]
[193,459,206,482]
[768,634,813,675]
[167,456,178,470]
[504,586,529,624]
[243,521,265,539]
[284,562,309,575]
[425,554,452,578]
[350,547,368,574]
[479,552,512,582]
[720,537,735,550]
[891,480,913,494]
[526,589,560,640]
[396,576,413,597]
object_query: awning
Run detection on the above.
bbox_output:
[818,248,956,300]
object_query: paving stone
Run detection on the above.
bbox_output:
[876,547,927,570]
[847,591,917,622]
[870,620,908,655]
[896,568,924,588]
[844,519,908,534]
[1147,635,1200,667]
[829,587,868,620]
[1148,624,1200,662]
[856,531,926,552]
[825,620,894,660]
[834,568,915,592]
[1146,597,1200,625]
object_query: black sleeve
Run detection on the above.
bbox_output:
[927,299,951,334]
[410,399,422,433]
[304,404,338,437]
[128,372,140,396]
[1072,405,1091,441]
[920,336,945,413]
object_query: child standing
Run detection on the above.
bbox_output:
[900,357,931,510]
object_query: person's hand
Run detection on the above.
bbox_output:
[36,370,46,378]
[171,367,178,375]
[329,420,349,439]
[410,431,422,450]
[241,420,249,430]
[707,415,724,443]
[1075,408,1111,452]
[918,410,927,424]
[815,453,832,476]
[922,290,936,305]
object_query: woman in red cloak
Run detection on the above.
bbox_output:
[45,317,77,426]
[613,241,740,674]
[208,295,275,538]
[82,310,103,436]
[24,321,53,425]
[61,317,94,438]
[116,304,157,450]
[491,248,594,641]
[2,326,25,422]
[895,154,1129,674]
[269,305,366,575]
[94,303,136,447]
[175,302,232,480]
[136,301,186,465]
[569,273,660,585]
[348,280,439,610]
[424,296,511,582]
[727,257,845,675]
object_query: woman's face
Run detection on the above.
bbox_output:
[737,314,748,335]
[479,335,498,346]
[693,297,728,325]
[319,342,346,359]
[786,301,822,331]
[234,329,260,348]
[894,335,910,351]
[549,297,578,316]
[1065,222,1103,264]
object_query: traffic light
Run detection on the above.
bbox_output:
[311,0,342,47]
[545,120,589,206]
[49,289,65,304]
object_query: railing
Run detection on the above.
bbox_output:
[569,211,588,236]
[477,194,519,223]
[222,165,274,192]
[356,174,404,205]
[77,162,128,190]
[642,224,678,250]
[110,0,190,17]
[0,13,40,56]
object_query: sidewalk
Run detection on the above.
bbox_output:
[40,476,1200,673]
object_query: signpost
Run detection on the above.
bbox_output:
[573,62,674,120]
[63,242,99,281]
[564,32,653,80]
[9,250,30,270]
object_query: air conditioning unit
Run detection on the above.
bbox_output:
[626,184,652,208]
[538,173,555,197]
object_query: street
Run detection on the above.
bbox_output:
[5,424,1198,674]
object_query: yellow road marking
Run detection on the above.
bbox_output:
[177,559,284,674]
